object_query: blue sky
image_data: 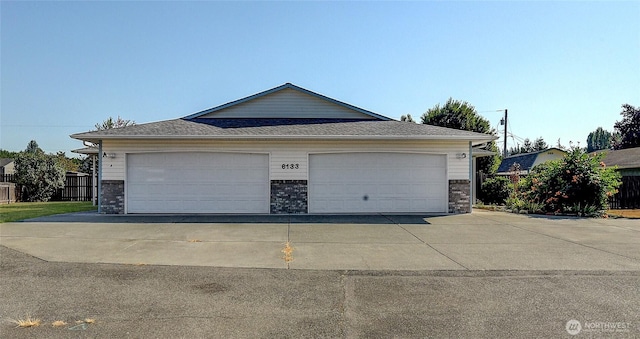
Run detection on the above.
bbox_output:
[2,1,639,156]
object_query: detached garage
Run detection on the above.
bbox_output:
[71,83,496,215]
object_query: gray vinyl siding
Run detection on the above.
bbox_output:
[197,88,377,119]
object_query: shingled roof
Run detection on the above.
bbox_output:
[497,152,539,174]
[71,83,496,145]
[596,147,640,170]
[71,118,496,144]
[497,148,566,174]
[0,158,14,167]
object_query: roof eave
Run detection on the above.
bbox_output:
[71,134,496,144]
[71,147,99,155]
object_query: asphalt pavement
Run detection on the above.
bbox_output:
[1,210,639,338]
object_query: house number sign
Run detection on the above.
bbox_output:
[281,163,300,170]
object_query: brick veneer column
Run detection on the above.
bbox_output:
[448,179,471,214]
[101,180,124,214]
[270,180,308,214]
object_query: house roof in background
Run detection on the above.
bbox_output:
[0,158,14,167]
[596,147,640,169]
[183,83,391,121]
[497,148,566,173]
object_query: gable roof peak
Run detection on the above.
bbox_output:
[183,83,391,121]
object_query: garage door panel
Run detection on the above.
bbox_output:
[345,184,364,194]
[309,153,447,213]
[127,153,268,213]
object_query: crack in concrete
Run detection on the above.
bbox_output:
[478,213,640,262]
[381,214,470,270]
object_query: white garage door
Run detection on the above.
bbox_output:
[309,153,447,213]
[127,152,269,213]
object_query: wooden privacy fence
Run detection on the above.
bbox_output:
[609,176,640,209]
[0,182,18,204]
[0,174,94,203]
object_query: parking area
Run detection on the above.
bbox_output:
[2,211,640,338]
[1,210,639,271]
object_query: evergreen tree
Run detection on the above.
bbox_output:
[586,127,613,152]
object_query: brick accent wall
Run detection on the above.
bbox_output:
[101,180,124,214]
[270,180,308,214]
[448,179,471,214]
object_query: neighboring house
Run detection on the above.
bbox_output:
[496,148,567,176]
[596,147,640,209]
[596,147,640,176]
[0,158,15,177]
[71,83,496,215]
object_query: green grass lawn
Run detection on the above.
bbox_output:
[0,201,97,223]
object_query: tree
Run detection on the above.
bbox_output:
[613,104,640,150]
[79,156,95,175]
[508,144,523,156]
[533,137,548,151]
[55,151,80,172]
[508,137,548,156]
[82,116,136,175]
[0,149,19,159]
[586,127,613,152]
[522,138,533,153]
[14,141,65,202]
[421,98,499,173]
[95,116,135,131]
[400,114,415,123]
[26,140,42,154]
[421,98,491,132]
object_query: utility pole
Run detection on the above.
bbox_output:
[500,109,508,157]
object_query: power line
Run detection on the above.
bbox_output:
[477,109,507,114]
[3,124,91,128]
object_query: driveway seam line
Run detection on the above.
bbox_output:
[587,217,640,232]
[480,214,640,262]
[286,215,291,270]
[381,214,470,270]
[0,236,286,243]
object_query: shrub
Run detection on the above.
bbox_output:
[513,147,621,216]
[14,150,65,202]
[481,176,513,205]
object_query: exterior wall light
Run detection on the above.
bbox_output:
[456,153,467,159]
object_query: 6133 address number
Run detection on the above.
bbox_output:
[281,163,300,170]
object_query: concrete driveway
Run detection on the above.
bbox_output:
[1,210,639,271]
